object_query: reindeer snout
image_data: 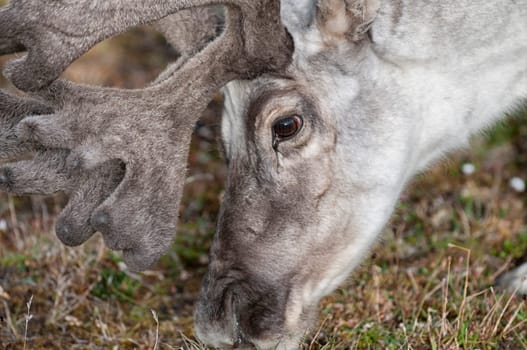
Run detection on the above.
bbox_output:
[195,270,290,350]
[194,275,253,349]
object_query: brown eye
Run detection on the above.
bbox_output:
[272,115,303,141]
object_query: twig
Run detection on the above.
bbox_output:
[501,318,527,337]
[308,315,330,350]
[7,194,22,250]
[501,301,523,336]
[2,300,18,339]
[447,243,471,338]
[151,309,159,350]
[441,256,452,338]
[492,287,519,336]
[481,287,501,332]
[23,295,34,350]
[490,257,513,281]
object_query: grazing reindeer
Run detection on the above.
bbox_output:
[0,0,526,349]
[194,0,527,348]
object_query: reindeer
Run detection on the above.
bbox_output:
[0,0,526,349]
[194,0,527,348]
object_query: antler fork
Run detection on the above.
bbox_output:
[0,7,219,253]
[0,0,292,270]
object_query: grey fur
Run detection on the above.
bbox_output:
[194,0,527,348]
[0,91,52,160]
[0,1,293,270]
[0,0,291,91]
[0,91,126,247]
[152,7,222,56]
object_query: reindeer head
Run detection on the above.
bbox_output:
[193,0,420,348]
[0,0,450,348]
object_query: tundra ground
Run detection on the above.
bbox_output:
[0,26,526,350]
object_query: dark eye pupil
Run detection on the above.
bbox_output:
[273,115,302,139]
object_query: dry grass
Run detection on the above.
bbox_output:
[1,26,526,349]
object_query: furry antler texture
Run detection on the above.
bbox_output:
[0,91,51,160]
[153,7,222,57]
[0,0,290,91]
[0,0,292,270]
[0,91,125,247]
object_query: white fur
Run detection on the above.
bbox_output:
[213,0,527,348]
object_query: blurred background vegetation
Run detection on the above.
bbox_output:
[0,4,526,349]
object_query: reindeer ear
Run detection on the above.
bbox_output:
[316,0,380,44]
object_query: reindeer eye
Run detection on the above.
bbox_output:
[272,115,303,141]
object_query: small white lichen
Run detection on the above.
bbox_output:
[461,163,476,175]
[509,177,526,193]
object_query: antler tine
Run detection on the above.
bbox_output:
[0,89,125,248]
[0,149,125,246]
[0,0,292,270]
[0,92,124,247]
[0,91,53,161]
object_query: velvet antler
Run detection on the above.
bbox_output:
[0,90,126,247]
[0,0,290,91]
[0,8,219,252]
[152,7,222,57]
[0,90,51,160]
[0,1,293,270]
